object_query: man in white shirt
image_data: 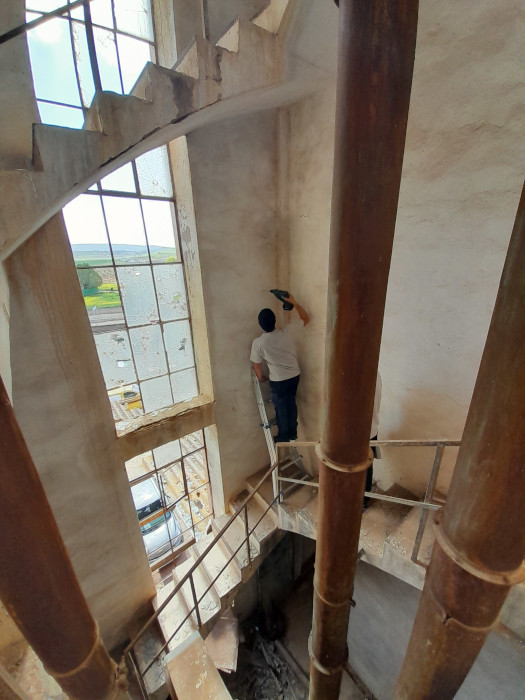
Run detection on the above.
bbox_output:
[251,293,310,442]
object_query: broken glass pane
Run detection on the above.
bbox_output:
[83,0,114,28]
[27,17,81,106]
[170,367,198,404]
[164,320,194,372]
[37,101,84,129]
[136,146,173,197]
[117,266,158,327]
[194,516,211,541]
[173,496,192,533]
[154,266,189,322]
[184,449,208,492]
[71,22,96,108]
[63,195,112,266]
[129,324,167,380]
[126,451,154,481]
[114,0,154,41]
[117,33,153,93]
[140,374,173,413]
[94,330,136,390]
[103,196,149,264]
[189,484,211,525]
[158,462,185,506]
[181,430,204,456]
[142,200,179,262]
[110,383,144,425]
[153,440,182,469]
[94,27,122,93]
[101,163,137,193]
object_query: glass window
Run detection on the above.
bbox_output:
[114,0,154,41]
[127,431,214,568]
[37,101,85,129]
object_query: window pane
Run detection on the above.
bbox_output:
[126,451,154,481]
[153,440,182,469]
[89,0,114,29]
[181,430,204,456]
[164,320,194,372]
[103,196,149,264]
[189,484,211,525]
[158,462,185,505]
[129,325,167,380]
[80,267,124,331]
[101,163,137,193]
[71,22,96,107]
[37,101,84,129]
[110,383,144,426]
[153,266,189,322]
[173,496,192,533]
[94,330,136,389]
[117,33,152,93]
[27,1,62,10]
[63,195,112,266]
[142,200,179,262]
[140,374,173,413]
[27,17,81,106]
[184,449,209,491]
[94,27,122,93]
[194,516,211,541]
[114,0,154,41]
[136,146,173,197]
[117,266,158,326]
[170,368,198,404]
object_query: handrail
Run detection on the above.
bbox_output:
[123,458,278,656]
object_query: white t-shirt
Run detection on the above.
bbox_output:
[250,326,300,382]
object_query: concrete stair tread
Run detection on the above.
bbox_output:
[212,513,260,577]
[129,623,169,700]
[174,557,221,630]
[386,504,436,565]
[230,490,279,545]
[154,579,196,652]
[193,533,242,601]
[165,630,232,700]
[246,469,276,507]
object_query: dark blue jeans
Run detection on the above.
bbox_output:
[269,374,300,442]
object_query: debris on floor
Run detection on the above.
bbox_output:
[220,614,308,700]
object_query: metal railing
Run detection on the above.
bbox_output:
[124,437,460,696]
[123,459,281,697]
[273,439,461,565]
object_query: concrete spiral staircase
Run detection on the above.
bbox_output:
[1,0,321,260]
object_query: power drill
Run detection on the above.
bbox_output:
[270,289,294,311]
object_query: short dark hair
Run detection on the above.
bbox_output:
[258,308,276,332]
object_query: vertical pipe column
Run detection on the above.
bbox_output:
[0,377,122,700]
[395,183,525,699]
[309,2,418,698]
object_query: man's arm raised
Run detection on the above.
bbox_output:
[286,293,310,326]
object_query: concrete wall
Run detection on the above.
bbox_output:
[284,0,524,495]
[7,216,154,649]
[186,111,279,502]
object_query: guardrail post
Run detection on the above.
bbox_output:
[188,573,202,629]
[411,444,444,563]
[244,505,252,568]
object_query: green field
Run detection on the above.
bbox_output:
[83,291,121,309]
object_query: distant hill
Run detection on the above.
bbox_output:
[72,243,171,253]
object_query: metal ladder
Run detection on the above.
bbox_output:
[251,370,311,500]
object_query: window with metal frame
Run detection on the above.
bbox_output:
[63,145,199,432]
[26,0,155,129]
[126,430,213,569]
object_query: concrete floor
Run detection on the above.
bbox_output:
[348,562,525,700]
[281,561,525,700]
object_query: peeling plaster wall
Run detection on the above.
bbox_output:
[7,216,154,649]
[285,0,524,494]
[186,111,278,503]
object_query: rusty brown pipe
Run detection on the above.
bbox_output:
[0,377,120,699]
[309,1,419,698]
[395,183,525,699]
